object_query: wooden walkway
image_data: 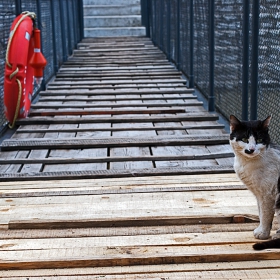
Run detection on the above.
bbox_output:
[1,37,280,279]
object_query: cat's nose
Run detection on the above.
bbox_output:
[245,149,255,154]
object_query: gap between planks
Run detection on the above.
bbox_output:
[14,114,220,125]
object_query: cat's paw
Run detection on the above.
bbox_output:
[254,226,270,239]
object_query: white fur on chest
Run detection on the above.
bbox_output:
[233,147,280,197]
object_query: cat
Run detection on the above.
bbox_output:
[229,115,280,250]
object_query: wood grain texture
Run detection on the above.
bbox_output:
[1,135,230,150]
[0,165,235,181]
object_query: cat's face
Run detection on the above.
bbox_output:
[229,115,271,158]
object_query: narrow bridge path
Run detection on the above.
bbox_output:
[0,36,233,180]
[1,37,280,278]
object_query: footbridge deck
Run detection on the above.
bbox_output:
[1,37,280,279]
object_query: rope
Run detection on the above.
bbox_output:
[8,80,22,129]
[6,11,36,128]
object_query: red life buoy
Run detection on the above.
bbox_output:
[4,12,47,128]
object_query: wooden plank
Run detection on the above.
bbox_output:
[0,173,242,189]
[46,84,186,90]
[14,114,220,126]
[15,124,224,134]
[0,165,234,181]
[48,79,186,86]
[72,46,159,52]
[0,173,243,191]
[58,65,176,71]
[0,232,261,251]
[19,149,48,174]
[58,68,180,74]
[2,261,280,279]
[72,51,164,56]
[62,62,171,67]
[75,122,112,138]
[71,52,166,57]
[29,108,186,117]
[43,148,108,173]
[0,223,263,243]
[3,268,279,279]
[77,42,147,48]
[69,57,165,61]
[0,173,244,198]
[1,238,279,270]
[38,95,196,101]
[1,189,258,228]
[0,152,234,165]
[39,89,194,96]
[38,97,195,102]
[67,55,164,60]
[1,135,230,151]
[55,71,181,78]
[31,102,202,109]
[0,183,245,198]
[0,150,28,173]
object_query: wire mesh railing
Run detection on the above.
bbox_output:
[142,0,280,144]
[0,0,84,133]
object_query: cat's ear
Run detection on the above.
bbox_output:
[262,115,271,129]
[229,115,240,131]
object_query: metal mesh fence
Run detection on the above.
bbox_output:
[145,0,280,144]
[258,1,280,143]
[0,1,15,133]
[214,0,244,121]
[0,0,83,133]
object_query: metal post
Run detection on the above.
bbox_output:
[50,0,58,73]
[78,0,84,41]
[141,0,146,26]
[153,0,157,45]
[242,0,249,120]
[36,0,42,28]
[59,0,68,62]
[142,0,150,37]
[189,0,194,88]
[66,0,73,55]
[167,0,171,60]
[176,0,181,70]
[71,0,78,48]
[250,0,259,120]
[15,0,22,16]
[36,0,46,91]
[159,0,163,50]
[208,0,215,111]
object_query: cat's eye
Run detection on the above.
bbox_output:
[242,138,249,143]
[257,139,263,143]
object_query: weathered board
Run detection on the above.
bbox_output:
[0,174,279,277]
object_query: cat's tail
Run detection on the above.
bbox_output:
[253,238,280,250]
